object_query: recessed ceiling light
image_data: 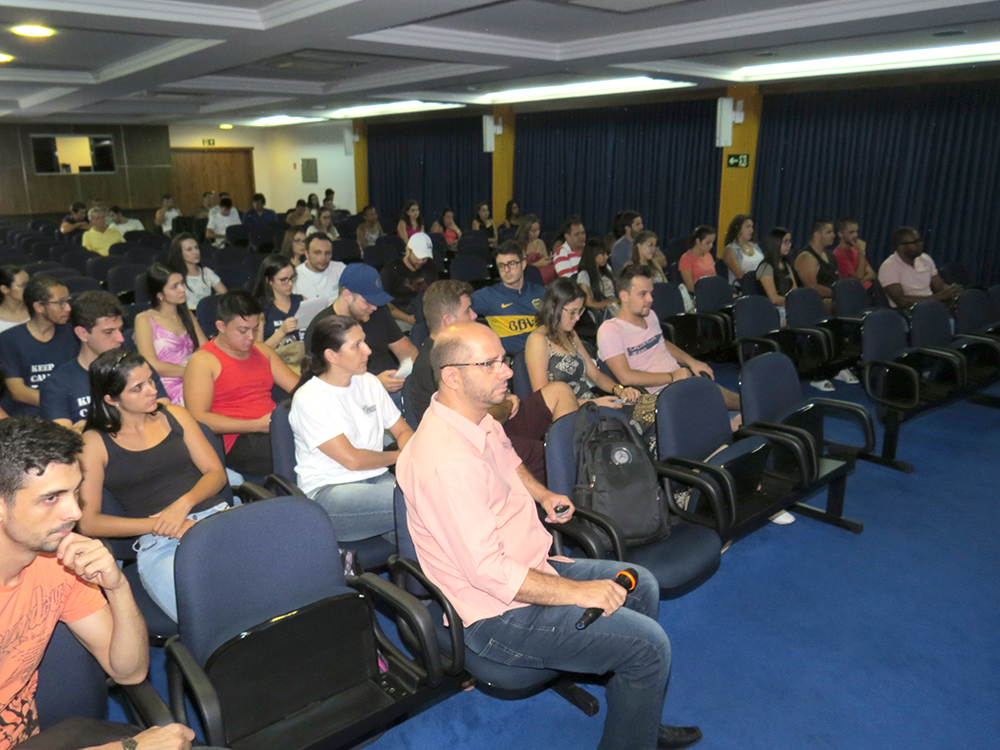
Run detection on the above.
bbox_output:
[476,76,695,105]
[932,30,966,38]
[327,101,466,119]
[0,53,12,63]
[11,25,54,38]
[219,124,233,129]
[250,115,326,127]
[736,40,1000,81]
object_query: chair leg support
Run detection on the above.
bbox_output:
[551,679,601,717]
[969,393,1000,409]
[855,412,914,473]
[792,476,863,534]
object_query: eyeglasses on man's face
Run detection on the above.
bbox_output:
[44,297,72,308]
[441,353,514,374]
[497,259,523,272]
[898,238,924,246]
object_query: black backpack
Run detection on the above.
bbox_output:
[570,402,669,547]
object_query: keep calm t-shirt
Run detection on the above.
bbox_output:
[0,324,78,416]
[288,372,401,494]
[597,311,679,394]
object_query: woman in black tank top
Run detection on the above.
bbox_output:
[77,350,228,621]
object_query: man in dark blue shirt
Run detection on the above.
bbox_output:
[471,242,544,353]
[40,291,168,430]
[242,193,278,228]
[0,274,77,417]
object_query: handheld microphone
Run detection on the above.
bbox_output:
[575,568,639,630]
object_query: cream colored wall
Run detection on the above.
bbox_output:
[168,122,356,214]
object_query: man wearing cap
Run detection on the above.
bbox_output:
[305,264,419,403]
[292,233,347,301]
[380,231,439,328]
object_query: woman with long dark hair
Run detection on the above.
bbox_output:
[471,202,496,244]
[722,214,764,288]
[356,205,384,251]
[133,263,207,405]
[430,206,462,247]
[397,199,424,241]
[756,227,800,310]
[503,199,522,229]
[77,350,227,621]
[307,206,339,239]
[166,232,226,310]
[678,225,718,295]
[626,231,668,283]
[576,238,617,315]
[253,254,302,350]
[288,315,413,542]
[515,214,555,284]
[0,265,29,334]
[280,228,308,267]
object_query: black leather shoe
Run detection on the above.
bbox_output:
[657,724,703,749]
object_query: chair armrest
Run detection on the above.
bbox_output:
[909,345,967,388]
[233,482,272,503]
[736,336,780,366]
[862,360,920,410]
[553,507,626,561]
[786,326,833,360]
[387,555,465,676]
[653,458,733,533]
[164,637,225,745]
[117,680,175,728]
[348,572,444,688]
[264,473,307,497]
[806,397,877,454]
[660,321,676,344]
[736,424,816,485]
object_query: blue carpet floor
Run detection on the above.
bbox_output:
[117,374,1000,750]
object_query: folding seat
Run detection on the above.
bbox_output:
[125,246,162,266]
[391,484,605,717]
[107,263,148,297]
[374,233,405,256]
[263,400,396,571]
[785,286,863,365]
[212,246,248,267]
[427,232,449,267]
[23,260,62,275]
[692,275,737,358]
[215,264,254,292]
[331,238,361,263]
[733,295,832,373]
[86,255,116,284]
[954,288,1000,339]
[224,224,250,247]
[741,351,876,489]
[448,254,491,286]
[510,350,532,401]
[108,241,130,256]
[64,276,104,294]
[831,279,874,318]
[657,376,859,541]
[28,239,52,262]
[458,230,489,251]
[650,282,728,353]
[167,497,451,750]
[545,405,723,594]
[455,244,492,264]
[193,217,209,244]
[195,296,218,338]
[860,310,965,472]
[523,263,544,286]
[241,252,267,274]
[910,299,1000,402]
[362,242,401,271]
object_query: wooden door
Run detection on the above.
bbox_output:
[170,148,255,215]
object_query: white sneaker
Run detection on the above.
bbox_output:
[834,368,859,384]
[769,510,796,525]
[810,379,835,392]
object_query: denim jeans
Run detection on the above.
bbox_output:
[309,471,396,543]
[135,502,228,622]
[463,559,670,750]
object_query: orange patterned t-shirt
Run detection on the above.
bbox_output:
[0,554,106,749]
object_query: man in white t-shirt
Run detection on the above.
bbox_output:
[877,226,961,310]
[292,234,346,300]
[597,266,740,410]
[206,197,242,247]
[108,205,144,235]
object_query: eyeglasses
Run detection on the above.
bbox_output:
[44,297,72,307]
[898,238,924,246]
[441,353,514,373]
[497,260,523,271]
[562,306,586,319]
[275,274,297,283]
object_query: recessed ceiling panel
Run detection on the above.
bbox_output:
[0,27,171,71]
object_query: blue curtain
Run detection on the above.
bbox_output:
[512,100,720,248]
[367,117,492,230]
[754,79,1000,286]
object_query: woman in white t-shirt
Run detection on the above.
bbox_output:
[0,265,30,334]
[288,314,413,542]
[722,214,764,289]
[167,233,227,311]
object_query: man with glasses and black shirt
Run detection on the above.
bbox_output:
[471,242,544,353]
[878,226,961,310]
[0,275,77,417]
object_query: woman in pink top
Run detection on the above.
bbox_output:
[678,225,718,294]
[134,263,208,405]
[430,206,462,248]
[396,199,424,242]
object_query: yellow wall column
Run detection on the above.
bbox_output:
[717,84,762,238]
[353,119,368,212]
[492,105,515,225]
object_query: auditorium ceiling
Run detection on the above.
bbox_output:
[0,0,998,124]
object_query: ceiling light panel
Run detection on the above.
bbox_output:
[327,100,465,119]
[477,76,694,104]
[11,25,55,38]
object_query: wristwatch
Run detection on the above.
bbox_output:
[121,738,138,750]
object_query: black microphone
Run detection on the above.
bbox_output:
[575,568,639,630]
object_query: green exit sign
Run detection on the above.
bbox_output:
[727,154,750,168]
[202,138,215,146]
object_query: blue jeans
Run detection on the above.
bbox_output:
[135,502,228,622]
[309,472,396,543]
[464,559,670,750]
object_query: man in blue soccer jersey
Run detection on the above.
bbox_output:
[471,241,545,353]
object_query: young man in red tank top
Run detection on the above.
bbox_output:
[183,290,298,477]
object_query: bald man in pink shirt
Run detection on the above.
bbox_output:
[396,322,702,750]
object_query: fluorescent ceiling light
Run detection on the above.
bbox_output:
[327,100,465,119]
[12,25,54,37]
[477,76,695,104]
[219,123,233,129]
[737,40,1000,81]
[0,53,12,63]
[250,115,326,127]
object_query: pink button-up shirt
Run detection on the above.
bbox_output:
[396,395,559,627]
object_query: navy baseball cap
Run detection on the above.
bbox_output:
[340,263,393,306]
